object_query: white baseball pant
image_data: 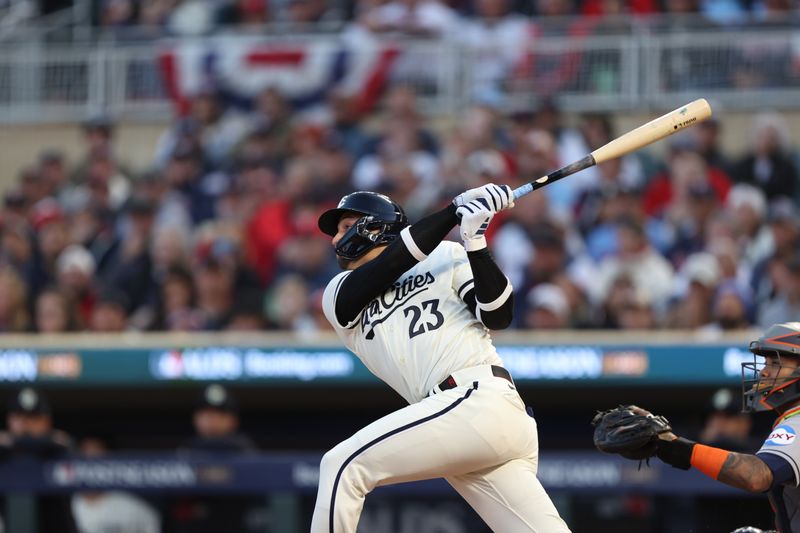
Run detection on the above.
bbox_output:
[310,369,571,532]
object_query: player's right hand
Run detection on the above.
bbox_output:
[456,200,495,252]
[453,183,514,212]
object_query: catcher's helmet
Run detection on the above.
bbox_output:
[318,191,408,260]
[743,322,800,412]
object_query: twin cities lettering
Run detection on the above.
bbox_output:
[361,272,436,339]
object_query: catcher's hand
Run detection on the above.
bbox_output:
[591,405,673,461]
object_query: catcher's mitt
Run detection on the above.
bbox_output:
[591,405,672,460]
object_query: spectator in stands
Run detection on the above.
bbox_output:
[216,0,270,27]
[514,223,575,322]
[68,204,119,275]
[264,273,314,331]
[664,251,721,329]
[225,291,267,330]
[357,0,457,36]
[750,197,800,303]
[71,437,161,533]
[457,0,530,102]
[137,0,176,36]
[37,150,69,200]
[666,180,723,266]
[691,116,734,177]
[171,384,257,533]
[352,118,441,219]
[752,0,796,26]
[274,205,338,291]
[513,127,572,215]
[643,148,731,220]
[156,87,250,169]
[594,272,641,328]
[615,289,658,329]
[89,288,130,332]
[0,220,34,285]
[0,265,30,333]
[586,217,675,314]
[730,112,798,202]
[100,0,136,28]
[698,279,754,337]
[155,265,203,331]
[30,198,68,293]
[0,266,30,333]
[1,388,77,533]
[55,244,98,326]
[106,195,157,322]
[161,142,219,224]
[278,0,342,27]
[758,255,800,328]
[71,115,131,192]
[19,166,50,210]
[724,183,773,271]
[441,105,514,202]
[243,86,294,167]
[374,84,439,156]
[327,91,370,161]
[35,287,82,333]
[492,187,557,289]
[523,282,572,329]
[190,235,247,330]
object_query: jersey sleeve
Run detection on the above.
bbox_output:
[323,271,361,329]
[757,452,797,488]
[451,243,475,301]
[756,421,800,487]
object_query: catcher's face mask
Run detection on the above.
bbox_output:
[743,323,800,412]
[743,348,800,413]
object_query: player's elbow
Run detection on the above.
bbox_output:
[480,310,513,330]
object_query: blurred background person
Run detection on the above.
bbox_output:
[0,388,77,533]
[71,437,161,533]
[170,384,258,533]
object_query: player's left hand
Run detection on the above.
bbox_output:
[456,200,494,252]
[591,405,674,461]
[453,183,514,212]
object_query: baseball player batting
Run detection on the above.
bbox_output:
[312,186,571,532]
[593,321,800,533]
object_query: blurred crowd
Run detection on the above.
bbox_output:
[2,82,800,336]
[3,0,798,39]
[89,0,800,37]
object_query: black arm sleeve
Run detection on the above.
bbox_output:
[461,248,513,330]
[334,204,460,325]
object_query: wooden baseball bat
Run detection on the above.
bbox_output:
[512,98,713,199]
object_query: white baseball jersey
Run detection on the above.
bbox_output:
[322,240,503,404]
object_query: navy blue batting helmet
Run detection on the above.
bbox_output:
[318,191,408,260]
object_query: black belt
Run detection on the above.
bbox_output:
[437,365,513,392]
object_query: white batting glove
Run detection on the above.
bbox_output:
[453,183,514,212]
[455,200,495,251]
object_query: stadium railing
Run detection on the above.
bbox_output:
[0,24,799,124]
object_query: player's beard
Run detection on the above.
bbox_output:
[336,255,353,270]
